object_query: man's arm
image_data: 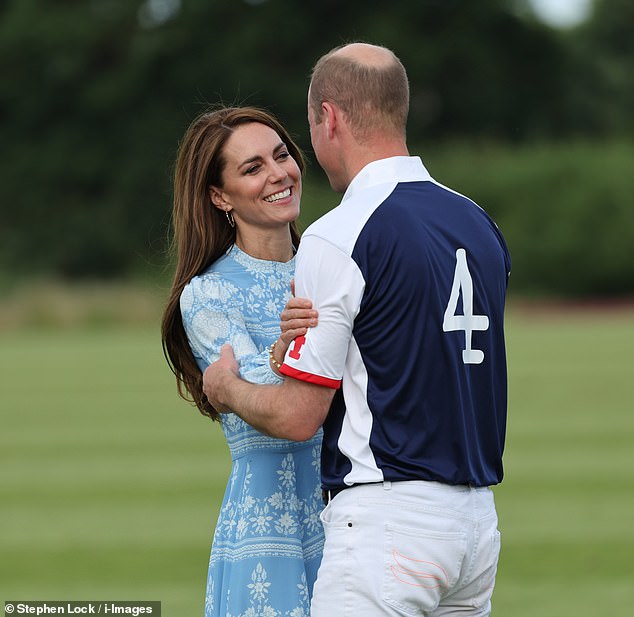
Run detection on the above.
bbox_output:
[203,344,334,441]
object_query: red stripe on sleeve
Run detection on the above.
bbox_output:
[279,364,341,389]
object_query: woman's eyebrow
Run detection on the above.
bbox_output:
[238,142,286,168]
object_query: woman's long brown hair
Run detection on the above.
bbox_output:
[161,107,305,420]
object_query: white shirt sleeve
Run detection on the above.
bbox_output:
[280,234,365,388]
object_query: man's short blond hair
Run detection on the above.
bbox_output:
[309,43,409,142]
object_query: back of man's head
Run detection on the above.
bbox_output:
[309,43,409,143]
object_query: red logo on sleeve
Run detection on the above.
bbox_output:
[288,335,306,360]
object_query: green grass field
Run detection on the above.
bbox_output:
[2,307,633,615]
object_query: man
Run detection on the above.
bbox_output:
[204,42,511,616]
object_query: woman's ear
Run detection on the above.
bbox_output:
[209,186,228,210]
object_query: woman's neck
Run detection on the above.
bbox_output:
[235,227,295,263]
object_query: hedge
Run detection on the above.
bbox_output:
[299,140,634,298]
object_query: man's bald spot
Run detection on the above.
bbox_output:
[332,43,396,68]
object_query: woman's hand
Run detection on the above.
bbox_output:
[269,282,318,374]
[280,295,317,347]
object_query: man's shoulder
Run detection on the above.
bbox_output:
[303,182,400,254]
[303,202,345,238]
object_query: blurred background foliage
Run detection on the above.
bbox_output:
[0,0,632,297]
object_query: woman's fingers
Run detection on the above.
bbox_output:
[280,327,309,345]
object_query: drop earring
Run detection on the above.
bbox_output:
[225,210,235,228]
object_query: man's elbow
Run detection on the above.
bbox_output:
[287,425,320,442]
[275,398,325,442]
[277,416,321,442]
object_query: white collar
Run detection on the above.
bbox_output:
[341,156,432,203]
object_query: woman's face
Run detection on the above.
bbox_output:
[211,122,301,233]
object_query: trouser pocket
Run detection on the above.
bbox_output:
[382,522,467,615]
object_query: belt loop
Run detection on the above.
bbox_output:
[383,480,392,491]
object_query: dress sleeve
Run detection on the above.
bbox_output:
[180,275,282,385]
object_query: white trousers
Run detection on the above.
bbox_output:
[311,481,501,617]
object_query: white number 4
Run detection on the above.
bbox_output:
[443,248,489,364]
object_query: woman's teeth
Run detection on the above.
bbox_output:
[264,188,291,203]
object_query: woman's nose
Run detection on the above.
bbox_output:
[269,161,288,182]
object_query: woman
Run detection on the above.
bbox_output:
[161,107,323,616]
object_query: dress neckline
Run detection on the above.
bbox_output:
[228,244,296,273]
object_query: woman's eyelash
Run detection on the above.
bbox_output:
[245,152,289,174]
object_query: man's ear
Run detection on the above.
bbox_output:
[322,102,339,139]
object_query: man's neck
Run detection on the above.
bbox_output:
[344,139,409,187]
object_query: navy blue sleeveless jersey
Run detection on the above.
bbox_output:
[280,157,510,489]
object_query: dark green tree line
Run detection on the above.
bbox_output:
[0,0,631,293]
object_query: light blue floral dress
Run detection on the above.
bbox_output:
[180,244,324,617]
